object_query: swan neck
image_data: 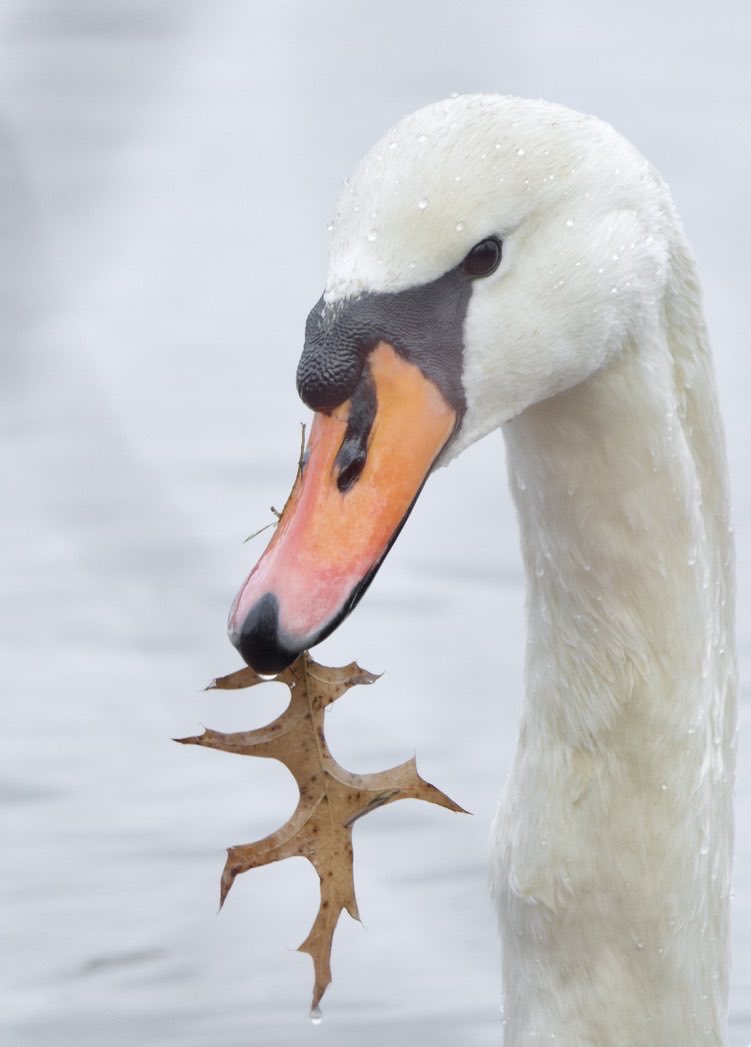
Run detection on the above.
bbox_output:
[494,293,736,1044]
[503,319,732,747]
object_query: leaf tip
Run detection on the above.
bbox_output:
[304,964,331,1016]
[207,665,271,691]
[219,850,241,909]
[174,733,201,746]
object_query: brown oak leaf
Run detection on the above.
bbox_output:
[176,651,465,1011]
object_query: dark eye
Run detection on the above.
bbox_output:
[463,237,502,278]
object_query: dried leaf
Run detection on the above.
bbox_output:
[177,651,466,1011]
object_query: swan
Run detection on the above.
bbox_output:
[227,95,736,1045]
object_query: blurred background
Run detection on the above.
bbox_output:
[1,2,749,1044]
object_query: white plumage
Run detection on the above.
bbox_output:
[324,96,736,1045]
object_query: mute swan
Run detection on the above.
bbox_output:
[228,95,736,1045]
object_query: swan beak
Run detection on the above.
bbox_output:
[228,342,457,674]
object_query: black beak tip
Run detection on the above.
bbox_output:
[230,592,300,676]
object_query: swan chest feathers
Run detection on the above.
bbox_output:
[230,95,736,1045]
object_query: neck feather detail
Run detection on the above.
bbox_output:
[491,236,736,1046]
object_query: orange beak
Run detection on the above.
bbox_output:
[228,342,457,673]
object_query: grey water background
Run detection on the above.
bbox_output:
[1,2,749,1044]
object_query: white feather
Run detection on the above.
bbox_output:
[326,95,736,1045]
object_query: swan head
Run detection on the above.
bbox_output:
[229,94,673,673]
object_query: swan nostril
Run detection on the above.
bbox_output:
[336,451,366,492]
[232,592,299,675]
[332,361,376,494]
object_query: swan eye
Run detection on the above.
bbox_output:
[463,237,502,278]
